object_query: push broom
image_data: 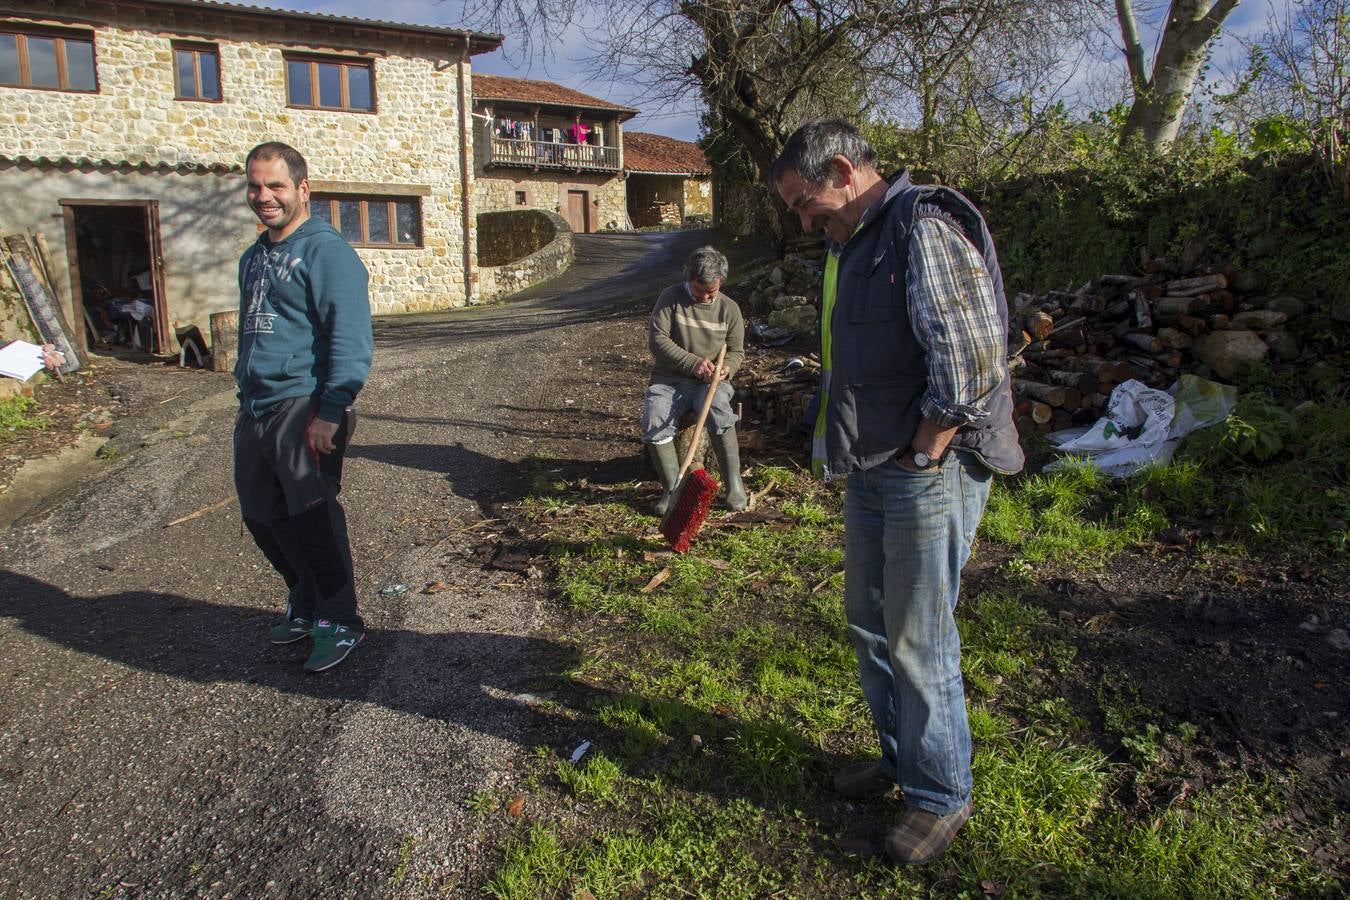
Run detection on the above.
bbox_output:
[660,344,727,553]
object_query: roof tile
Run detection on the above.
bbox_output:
[622,132,709,176]
[472,74,637,118]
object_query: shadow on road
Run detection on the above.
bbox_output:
[347,443,643,517]
[0,569,831,812]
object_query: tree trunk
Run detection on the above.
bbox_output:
[1117,0,1239,150]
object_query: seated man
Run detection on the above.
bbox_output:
[643,246,747,513]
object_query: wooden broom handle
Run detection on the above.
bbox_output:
[675,343,727,481]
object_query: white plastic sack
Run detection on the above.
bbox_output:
[1045,375,1237,478]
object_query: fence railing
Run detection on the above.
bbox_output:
[486,137,620,172]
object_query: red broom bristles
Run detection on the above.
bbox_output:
[660,467,718,552]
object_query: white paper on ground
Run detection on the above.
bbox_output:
[0,340,46,381]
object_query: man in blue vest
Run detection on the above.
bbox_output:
[771,119,1023,865]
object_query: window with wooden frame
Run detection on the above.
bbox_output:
[0,24,97,92]
[172,40,220,101]
[284,53,374,112]
[309,195,421,248]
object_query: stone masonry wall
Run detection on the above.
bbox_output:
[0,8,480,323]
[477,209,555,267]
[476,210,573,302]
[476,169,628,232]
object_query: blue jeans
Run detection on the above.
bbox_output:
[843,451,991,814]
[641,380,737,443]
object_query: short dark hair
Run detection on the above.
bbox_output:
[245,141,308,187]
[770,118,877,186]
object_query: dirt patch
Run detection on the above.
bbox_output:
[0,352,231,508]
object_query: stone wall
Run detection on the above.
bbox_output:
[0,7,482,330]
[477,210,573,302]
[477,209,555,267]
[476,169,628,232]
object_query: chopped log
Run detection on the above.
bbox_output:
[1049,324,1089,350]
[1013,378,1067,407]
[1028,400,1053,424]
[1026,310,1055,341]
[1050,409,1072,431]
[1058,355,1120,380]
[1155,296,1202,318]
[1165,273,1228,296]
[1071,294,1107,314]
[1015,414,1037,436]
[1177,314,1207,336]
[1121,332,1163,353]
[1129,290,1152,330]
[1098,274,1147,287]
[1062,387,1083,410]
[1047,369,1095,392]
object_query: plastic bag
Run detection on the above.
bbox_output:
[1046,375,1237,478]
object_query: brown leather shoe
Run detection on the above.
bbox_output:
[884,800,972,865]
[833,760,896,799]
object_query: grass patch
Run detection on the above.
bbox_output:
[488,450,1340,896]
[0,395,47,441]
[982,389,1349,562]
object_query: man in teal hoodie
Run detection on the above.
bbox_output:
[234,141,373,673]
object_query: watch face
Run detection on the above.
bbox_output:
[913,451,931,468]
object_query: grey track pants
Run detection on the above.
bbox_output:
[233,397,362,629]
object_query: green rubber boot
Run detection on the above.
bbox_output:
[648,441,681,516]
[709,427,748,511]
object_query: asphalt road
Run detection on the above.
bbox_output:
[0,230,712,897]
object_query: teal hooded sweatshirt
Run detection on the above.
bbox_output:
[235,217,373,423]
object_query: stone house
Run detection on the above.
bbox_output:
[622,131,713,228]
[471,74,635,233]
[0,0,502,355]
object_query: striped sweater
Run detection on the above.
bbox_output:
[647,282,745,385]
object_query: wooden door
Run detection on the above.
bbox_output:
[565,190,589,233]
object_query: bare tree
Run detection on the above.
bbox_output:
[1247,0,1350,199]
[1115,0,1240,149]
[465,0,1100,180]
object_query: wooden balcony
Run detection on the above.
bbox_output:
[485,137,620,173]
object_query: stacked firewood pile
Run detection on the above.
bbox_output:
[1007,262,1303,436]
[728,253,1308,448]
[732,355,819,447]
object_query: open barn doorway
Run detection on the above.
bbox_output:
[61,199,169,356]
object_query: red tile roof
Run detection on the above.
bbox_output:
[471,74,638,119]
[622,132,710,176]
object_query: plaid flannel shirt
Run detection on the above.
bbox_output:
[905,217,1006,429]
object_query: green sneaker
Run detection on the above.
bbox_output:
[303,620,365,672]
[269,617,313,645]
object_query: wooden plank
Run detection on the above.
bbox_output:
[1,234,80,374]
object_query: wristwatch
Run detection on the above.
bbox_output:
[911,449,941,469]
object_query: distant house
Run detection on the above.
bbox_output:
[0,0,502,355]
[471,74,636,233]
[623,132,713,228]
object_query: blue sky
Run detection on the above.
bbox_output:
[240,1,1279,141]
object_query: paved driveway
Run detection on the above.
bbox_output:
[0,230,712,897]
